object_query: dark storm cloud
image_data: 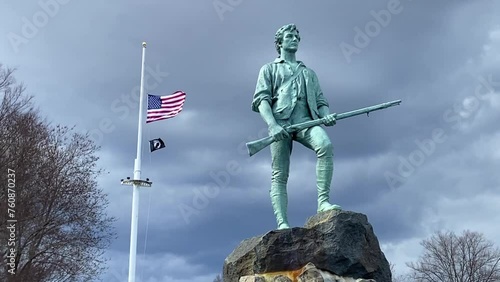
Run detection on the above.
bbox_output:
[2,0,500,280]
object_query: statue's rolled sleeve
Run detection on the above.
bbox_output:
[252,65,273,112]
[316,89,329,108]
[312,71,329,108]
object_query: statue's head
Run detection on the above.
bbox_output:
[274,24,301,55]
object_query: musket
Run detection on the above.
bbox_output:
[246,99,402,156]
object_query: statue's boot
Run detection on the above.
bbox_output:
[270,184,290,230]
[317,156,342,213]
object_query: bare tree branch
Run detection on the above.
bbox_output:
[0,65,116,282]
[407,230,500,282]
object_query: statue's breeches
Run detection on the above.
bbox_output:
[270,126,333,186]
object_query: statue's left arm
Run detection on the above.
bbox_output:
[312,70,336,126]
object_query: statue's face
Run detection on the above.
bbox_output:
[280,30,300,53]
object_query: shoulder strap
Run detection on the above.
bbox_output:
[277,65,305,94]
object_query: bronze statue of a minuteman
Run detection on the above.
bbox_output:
[252,24,342,230]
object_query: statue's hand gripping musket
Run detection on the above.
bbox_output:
[246,99,402,156]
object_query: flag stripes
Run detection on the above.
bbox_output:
[146,91,186,123]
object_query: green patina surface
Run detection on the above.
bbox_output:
[251,24,341,230]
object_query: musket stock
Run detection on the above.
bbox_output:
[246,99,401,156]
[246,135,275,157]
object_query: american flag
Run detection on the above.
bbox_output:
[146,91,186,123]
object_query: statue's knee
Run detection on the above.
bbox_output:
[272,169,289,184]
[317,141,333,157]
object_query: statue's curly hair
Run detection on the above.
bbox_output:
[274,24,301,55]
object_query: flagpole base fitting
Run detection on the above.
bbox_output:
[120,178,152,187]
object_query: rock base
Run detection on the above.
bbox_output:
[223,210,391,282]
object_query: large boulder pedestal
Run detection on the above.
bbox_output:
[223,210,391,282]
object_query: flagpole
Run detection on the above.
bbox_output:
[127,41,148,282]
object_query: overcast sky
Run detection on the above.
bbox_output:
[2,0,500,281]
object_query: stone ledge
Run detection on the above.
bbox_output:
[223,210,391,282]
[239,262,378,282]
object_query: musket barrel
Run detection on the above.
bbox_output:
[246,99,401,156]
[336,100,401,120]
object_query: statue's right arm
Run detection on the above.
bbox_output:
[257,100,278,128]
[258,101,289,141]
[252,65,289,141]
[253,65,278,127]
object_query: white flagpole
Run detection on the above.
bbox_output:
[127,41,148,282]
